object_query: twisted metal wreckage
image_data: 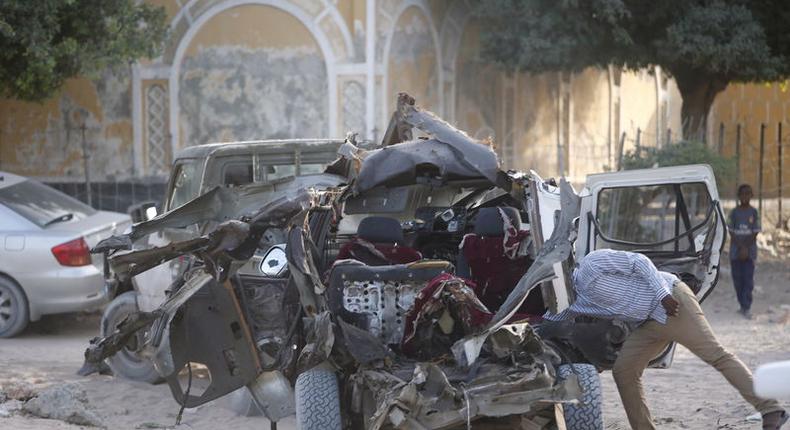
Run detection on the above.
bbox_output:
[80,94,605,429]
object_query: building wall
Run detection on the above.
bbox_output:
[709,82,790,198]
[0,0,681,193]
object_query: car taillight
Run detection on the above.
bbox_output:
[51,237,92,267]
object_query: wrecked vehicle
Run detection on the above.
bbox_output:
[83,94,726,429]
[99,138,345,382]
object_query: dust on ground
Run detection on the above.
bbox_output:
[1,257,787,429]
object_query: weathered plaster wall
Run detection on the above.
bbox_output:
[1,0,685,189]
[0,70,133,181]
[178,5,328,147]
[386,6,440,115]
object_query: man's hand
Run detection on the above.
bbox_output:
[662,295,680,317]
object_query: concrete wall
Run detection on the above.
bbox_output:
[0,0,683,194]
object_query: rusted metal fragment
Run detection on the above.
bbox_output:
[296,311,335,373]
[452,179,580,366]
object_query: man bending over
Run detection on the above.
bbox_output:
[546,248,785,430]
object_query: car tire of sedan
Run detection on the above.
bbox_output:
[558,363,603,430]
[295,368,342,430]
[0,276,30,338]
[101,291,163,384]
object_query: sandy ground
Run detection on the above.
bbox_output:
[1,257,788,429]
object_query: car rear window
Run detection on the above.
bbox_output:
[0,180,97,228]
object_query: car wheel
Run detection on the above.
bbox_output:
[295,368,342,430]
[100,291,163,384]
[558,363,603,430]
[0,276,29,338]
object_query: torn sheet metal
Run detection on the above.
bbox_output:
[337,318,393,365]
[354,94,501,194]
[400,273,491,359]
[452,179,580,366]
[94,178,336,254]
[80,270,213,375]
[101,190,315,284]
[296,311,335,373]
[357,358,581,430]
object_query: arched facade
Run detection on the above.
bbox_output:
[0,0,684,189]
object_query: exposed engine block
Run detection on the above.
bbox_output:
[342,280,422,345]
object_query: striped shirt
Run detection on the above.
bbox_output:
[544,249,678,324]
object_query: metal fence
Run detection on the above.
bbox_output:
[46,179,167,214]
[713,121,789,230]
[612,122,789,230]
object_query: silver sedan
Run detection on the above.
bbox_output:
[0,171,131,337]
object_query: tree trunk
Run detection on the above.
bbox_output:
[674,72,728,142]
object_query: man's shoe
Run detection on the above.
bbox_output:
[763,410,788,429]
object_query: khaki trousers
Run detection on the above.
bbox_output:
[612,282,782,430]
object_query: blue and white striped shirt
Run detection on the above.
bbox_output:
[545,249,678,324]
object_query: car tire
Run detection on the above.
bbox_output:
[558,363,603,430]
[0,276,29,338]
[225,387,262,417]
[295,368,342,430]
[100,291,163,384]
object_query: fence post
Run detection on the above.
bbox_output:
[636,128,641,150]
[617,132,627,170]
[735,124,742,188]
[759,123,765,216]
[779,121,784,229]
[718,122,725,154]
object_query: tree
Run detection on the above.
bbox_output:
[0,0,167,102]
[474,0,790,137]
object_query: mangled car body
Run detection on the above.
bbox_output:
[83,94,726,429]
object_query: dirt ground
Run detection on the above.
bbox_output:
[1,256,787,430]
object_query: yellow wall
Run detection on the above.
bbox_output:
[0,0,689,185]
[710,82,790,197]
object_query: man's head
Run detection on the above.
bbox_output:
[737,184,753,206]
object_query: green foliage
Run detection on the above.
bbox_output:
[474,0,788,78]
[0,0,167,102]
[473,0,790,129]
[621,141,737,193]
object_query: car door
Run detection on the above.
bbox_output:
[525,171,576,314]
[576,164,727,368]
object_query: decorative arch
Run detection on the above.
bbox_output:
[166,0,355,62]
[380,0,443,127]
[167,0,340,152]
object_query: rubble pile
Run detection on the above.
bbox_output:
[22,383,104,427]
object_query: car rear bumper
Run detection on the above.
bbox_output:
[20,265,109,321]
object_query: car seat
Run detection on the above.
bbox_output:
[336,216,422,266]
[458,207,543,315]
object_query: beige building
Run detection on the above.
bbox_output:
[0,0,686,191]
[709,82,790,198]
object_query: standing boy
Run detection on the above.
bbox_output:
[729,184,760,319]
